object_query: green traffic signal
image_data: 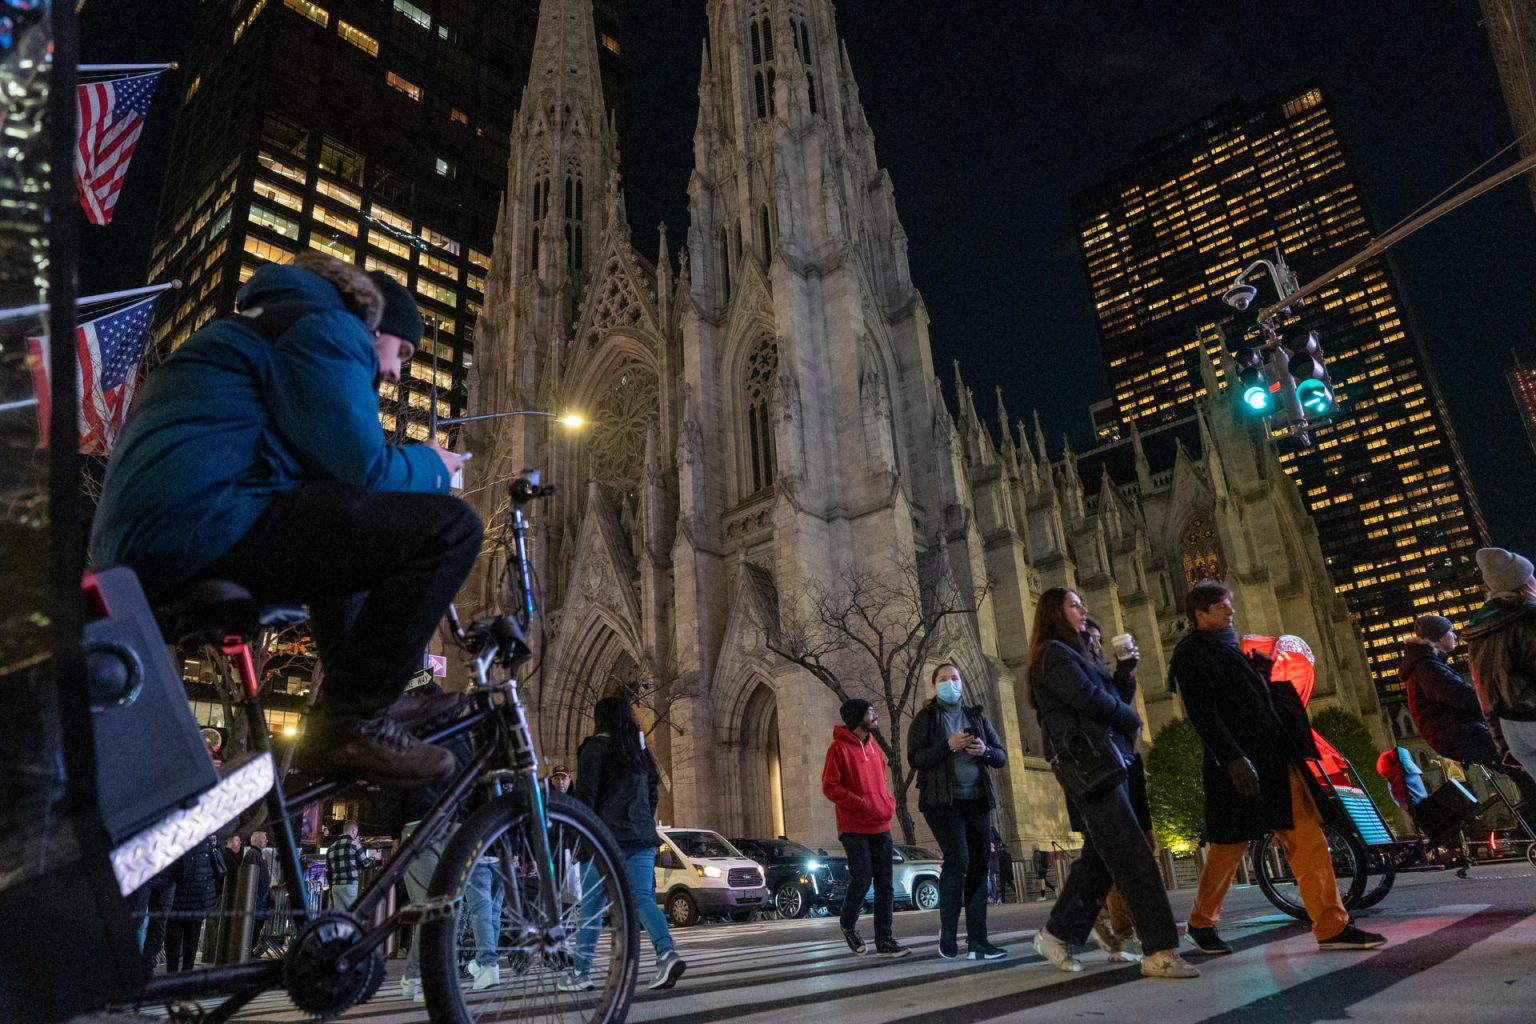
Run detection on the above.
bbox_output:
[1242,382,1277,414]
[1296,378,1334,416]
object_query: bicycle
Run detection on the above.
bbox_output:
[117,472,640,1023]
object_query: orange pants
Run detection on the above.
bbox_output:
[1189,764,1349,942]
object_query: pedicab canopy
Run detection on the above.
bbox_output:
[1239,633,1352,785]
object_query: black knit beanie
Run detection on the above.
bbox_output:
[367,270,423,347]
[840,699,873,730]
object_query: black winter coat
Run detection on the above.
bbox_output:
[572,733,661,850]
[1465,598,1536,723]
[1400,641,1498,762]
[906,701,1007,810]
[171,841,221,917]
[1032,640,1140,763]
[1168,631,1321,844]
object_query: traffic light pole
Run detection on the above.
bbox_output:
[1254,145,1536,326]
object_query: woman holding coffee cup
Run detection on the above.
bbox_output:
[1026,587,1197,980]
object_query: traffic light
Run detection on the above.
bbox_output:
[1234,347,1278,416]
[1282,326,1335,417]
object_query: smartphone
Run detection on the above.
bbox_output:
[450,450,471,490]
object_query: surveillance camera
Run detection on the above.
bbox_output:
[1223,284,1258,311]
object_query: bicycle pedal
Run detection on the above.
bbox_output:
[400,895,462,924]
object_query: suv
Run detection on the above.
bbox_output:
[823,843,943,912]
[731,837,842,919]
[655,828,767,927]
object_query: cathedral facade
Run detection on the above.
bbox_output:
[466,0,1386,851]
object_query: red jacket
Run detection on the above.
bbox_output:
[822,726,897,834]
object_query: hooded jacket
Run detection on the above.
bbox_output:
[1399,639,1499,761]
[572,733,661,849]
[821,725,897,834]
[906,701,1007,810]
[90,256,451,596]
[1463,598,1536,723]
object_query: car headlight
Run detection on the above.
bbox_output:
[702,865,724,878]
[804,860,822,869]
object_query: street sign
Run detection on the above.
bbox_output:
[427,654,448,677]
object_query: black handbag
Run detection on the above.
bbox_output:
[1049,723,1128,802]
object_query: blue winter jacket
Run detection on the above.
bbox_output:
[90,263,451,595]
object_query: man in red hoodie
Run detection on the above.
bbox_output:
[822,699,910,957]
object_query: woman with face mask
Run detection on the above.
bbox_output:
[1027,587,1198,980]
[906,662,1008,960]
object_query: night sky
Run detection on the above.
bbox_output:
[83,1,1536,555]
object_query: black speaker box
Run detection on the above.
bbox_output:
[83,567,218,844]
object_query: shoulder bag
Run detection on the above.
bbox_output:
[1049,719,1127,802]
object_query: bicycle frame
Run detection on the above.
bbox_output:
[134,490,563,1019]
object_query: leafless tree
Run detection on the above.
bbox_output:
[755,551,992,846]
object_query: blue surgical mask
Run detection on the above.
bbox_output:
[936,680,963,705]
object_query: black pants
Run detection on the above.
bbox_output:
[839,831,894,943]
[138,874,177,971]
[201,482,482,720]
[922,798,992,943]
[163,918,204,971]
[1047,778,1178,953]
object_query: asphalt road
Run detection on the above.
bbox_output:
[101,859,1536,1024]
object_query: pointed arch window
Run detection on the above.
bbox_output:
[1180,513,1226,593]
[759,205,772,264]
[750,22,762,65]
[750,17,776,119]
[717,226,731,301]
[754,72,767,119]
[744,337,779,493]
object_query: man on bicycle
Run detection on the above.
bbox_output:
[1169,581,1385,954]
[91,253,479,786]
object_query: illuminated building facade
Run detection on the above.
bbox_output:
[1482,0,1536,213]
[146,0,622,442]
[1072,83,1487,701]
[1509,356,1536,458]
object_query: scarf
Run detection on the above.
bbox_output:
[1197,626,1240,648]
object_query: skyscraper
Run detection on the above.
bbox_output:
[1509,354,1536,458]
[1482,0,1536,214]
[1072,83,1487,702]
[145,0,622,440]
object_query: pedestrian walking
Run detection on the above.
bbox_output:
[1027,588,1197,980]
[164,837,220,971]
[245,831,272,956]
[1031,845,1053,900]
[1463,549,1536,788]
[907,662,1008,960]
[325,820,369,910]
[1081,618,1157,962]
[995,840,1015,903]
[568,696,687,991]
[133,866,178,971]
[1405,607,1536,808]
[1170,580,1385,954]
[821,698,909,958]
[219,834,243,889]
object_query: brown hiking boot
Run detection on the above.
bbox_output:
[296,713,455,787]
[386,690,468,734]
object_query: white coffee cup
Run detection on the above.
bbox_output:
[1110,633,1136,660]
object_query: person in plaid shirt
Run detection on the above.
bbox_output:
[327,820,369,910]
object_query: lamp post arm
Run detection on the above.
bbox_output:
[1256,145,1536,325]
[439,409,560,427]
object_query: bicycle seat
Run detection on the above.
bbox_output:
[157,579,307,643]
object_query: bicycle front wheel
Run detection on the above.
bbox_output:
[421,792,639,1024]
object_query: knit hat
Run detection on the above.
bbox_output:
[840,699,874,730]
[1413,614,1454,642]
[367,270,423,347]
[1476,547,1534,595]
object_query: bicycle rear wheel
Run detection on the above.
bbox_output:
[421,792,639,1024]
[1252,824,1368,921]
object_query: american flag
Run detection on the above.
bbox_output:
[27,297,158,456]
[75,72,162,226]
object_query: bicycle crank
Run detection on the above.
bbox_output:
[282,913,385,1018]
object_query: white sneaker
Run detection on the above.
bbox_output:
[1032,928,1083,973]
[1090,921,1143,962]
[399,976,425,1003]
[468,960,501,991]
[1140,949,1200,979]
[556,970,594,992]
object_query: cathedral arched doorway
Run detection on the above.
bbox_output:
[738,682,785,838]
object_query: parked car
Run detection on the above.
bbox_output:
[822,842,943,912]
[731,837,843,918]
[655,828,767,927]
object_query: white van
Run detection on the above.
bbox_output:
[655,828,767,926]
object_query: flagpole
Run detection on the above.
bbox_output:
[0,280,181,325]
[77,63,178,74]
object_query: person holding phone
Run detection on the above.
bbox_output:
[907,663,1007,960]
